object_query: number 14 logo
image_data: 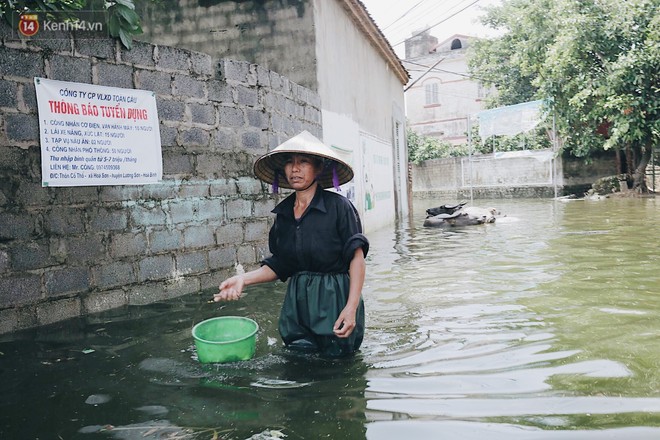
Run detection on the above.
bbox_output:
[19,14,40,37]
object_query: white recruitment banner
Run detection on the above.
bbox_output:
[477,100,544,140]
[35,78,162,187]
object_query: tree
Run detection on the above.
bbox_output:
[407,124,551,164]
[469,0,660,191]
[406,128,470,164]
[0,0,145,49]
[467,124,552,155]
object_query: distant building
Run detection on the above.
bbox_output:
[403,31,492,145]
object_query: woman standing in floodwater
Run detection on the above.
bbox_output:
[213,130,369,358]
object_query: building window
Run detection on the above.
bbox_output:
[425,82,439,105]
[451,39,462,50]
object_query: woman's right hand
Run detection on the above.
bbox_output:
[214,275,244,301]
[213,265,278,302]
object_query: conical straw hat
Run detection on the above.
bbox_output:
[253,131,354,190]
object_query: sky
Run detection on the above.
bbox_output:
[359,0,503,58]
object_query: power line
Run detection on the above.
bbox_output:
[404,59,491,82]
[404,57,446,91]
[385,0,454,38]
[390,0,482,48]
[382,0,426,31]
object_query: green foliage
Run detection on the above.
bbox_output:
[592,175,626,195]
[407,124,552,163]
[468,0,659,189]
[0,0,145,49]
[407,128,469,164]
[0,0,86,22]
[106,0,143,49]
[468,0,556,107]
[467,124,552,155]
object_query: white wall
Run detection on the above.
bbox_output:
[313,0,408,232]
[321,113,397,232]
[321,111,362,212]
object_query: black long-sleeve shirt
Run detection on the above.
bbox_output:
[261,187,369,282]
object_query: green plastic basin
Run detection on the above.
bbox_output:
[192,316,258,363]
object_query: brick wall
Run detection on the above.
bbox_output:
[0,24,322,334]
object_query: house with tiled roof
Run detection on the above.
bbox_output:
[138,0,410,231]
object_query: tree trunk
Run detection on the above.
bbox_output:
[625,146,633,176]
[631,142,652,192]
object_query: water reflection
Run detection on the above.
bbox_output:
[363,197,660,438]
[1,197,659,439]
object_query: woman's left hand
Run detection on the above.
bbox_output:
[333,306,357,338]
[334,248,365,338]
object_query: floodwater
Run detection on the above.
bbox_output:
[1,197,659,439]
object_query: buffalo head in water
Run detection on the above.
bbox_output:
[424,202,500,227]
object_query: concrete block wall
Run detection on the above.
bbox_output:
[0,24,322,335]
[562,153,619,194]
[136,0,317,90]
[411,150,618,200]
[411,150,561,200]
